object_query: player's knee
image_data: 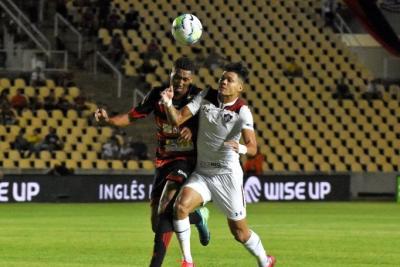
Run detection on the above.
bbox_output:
[173,201,190,219]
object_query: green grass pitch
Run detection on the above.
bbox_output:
[1,202,399,267]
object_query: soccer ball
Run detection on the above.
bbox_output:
[171,14,203,45]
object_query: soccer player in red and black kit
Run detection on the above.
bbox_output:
[95,57,210,267]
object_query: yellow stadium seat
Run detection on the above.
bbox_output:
[81,160,94,169]
[75,143,87,153]
[65,160,78,170]
[91,142,102,152]
[127,160,139,170]
[2,159,16,168]
[39,151,52,161]
[14,78,26,87]
[34,159,47,169]
[68,86,80,98]
[0,78,11,87]
[141,160,154,171]
[0,142,10,151]
[46,79,56,88]
[51,110,64,119]
[111,160,124,170]
[67,110,78,120]
[55,151,67,161]
[19,159,32,169]
[85,151,98,161]
[96,160,109,170]
[70,151,83,161]
[36,109,49,119]
[8,150,21,160]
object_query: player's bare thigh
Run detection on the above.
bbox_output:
[174,186,204,219]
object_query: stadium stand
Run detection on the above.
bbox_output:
[82,0,399,172]
[0,0,398,174]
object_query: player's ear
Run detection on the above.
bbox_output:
[238,79,244,92]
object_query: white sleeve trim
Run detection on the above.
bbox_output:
[239,105,254,130]
[187,88,209,115]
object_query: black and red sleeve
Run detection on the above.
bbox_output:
[128,87,161,122]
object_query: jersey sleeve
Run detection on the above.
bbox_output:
[239,105,254,131]
[128,88,159,120]
[186,88,208,115]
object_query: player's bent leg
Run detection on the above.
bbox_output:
[228,218,274,267]
[174,186,204,219]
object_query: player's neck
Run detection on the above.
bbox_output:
[218,94,239,104]
[173,90,187,100]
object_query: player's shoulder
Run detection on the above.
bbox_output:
[151,84,168,94]
[226,98,248,114]
[202,86,219,104]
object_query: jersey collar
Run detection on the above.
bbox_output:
[218,97,238,109]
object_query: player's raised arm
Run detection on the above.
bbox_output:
[160,86,194,126]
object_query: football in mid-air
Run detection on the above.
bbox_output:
[171,14,203,45]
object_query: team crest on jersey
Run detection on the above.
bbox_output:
[223,113,233,122]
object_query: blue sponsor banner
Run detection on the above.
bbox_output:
[244,175,351,202]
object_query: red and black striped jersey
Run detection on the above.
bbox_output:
[128,85,201,168]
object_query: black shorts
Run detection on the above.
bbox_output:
[150,160,195,200]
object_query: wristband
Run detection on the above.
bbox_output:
[238,144,247,154]
[166,98,172,107]
[162,98,172,107]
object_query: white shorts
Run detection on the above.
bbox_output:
[184,167,246,221]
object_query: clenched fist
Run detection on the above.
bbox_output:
[94,108,109,123]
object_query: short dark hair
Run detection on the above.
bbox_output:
[174,56,196,72]
[224,62,249,82]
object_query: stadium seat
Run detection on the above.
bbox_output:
[111,160,124,170]
[141,160,154,171]
[127,160,139,170]
[81,160,94,169]
[96,160,109,170]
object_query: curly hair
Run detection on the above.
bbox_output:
[174,56,196,72]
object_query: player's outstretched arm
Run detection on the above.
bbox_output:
[94,108,131,127]
[160,86,194,126]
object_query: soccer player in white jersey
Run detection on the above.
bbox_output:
[160,62,276,267]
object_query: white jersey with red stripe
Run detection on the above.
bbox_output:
[187,88,254,175]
